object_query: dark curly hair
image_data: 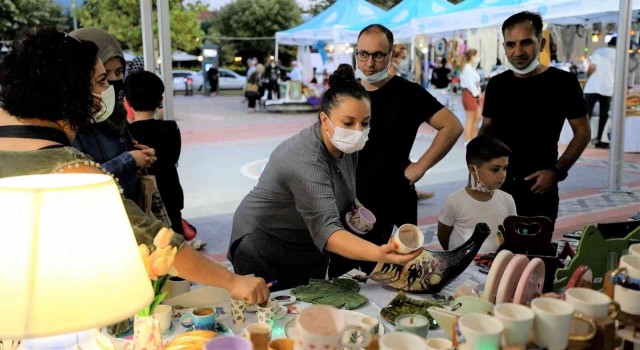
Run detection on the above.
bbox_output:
[0,27,98,130]
[319,64,369,119]
[124,71,164,112]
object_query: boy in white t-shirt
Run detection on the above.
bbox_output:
[438,135,517,253]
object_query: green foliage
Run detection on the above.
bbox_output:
[76,0,206,53]
[0,0,65,39]
[291,278,368,310]
[211,0,302,65]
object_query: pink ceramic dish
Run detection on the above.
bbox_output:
[495,254,529,304]
[482,250,514,303]
[513,257,545,305]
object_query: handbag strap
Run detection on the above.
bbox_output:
[0,125,70,146]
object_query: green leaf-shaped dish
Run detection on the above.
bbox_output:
[380,291,444,329]
[291,278,368,310]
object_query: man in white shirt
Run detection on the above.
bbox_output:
[584,36,616,148]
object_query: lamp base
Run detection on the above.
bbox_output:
[20,329,100,350]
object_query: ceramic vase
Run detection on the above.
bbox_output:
[132,314,164,350]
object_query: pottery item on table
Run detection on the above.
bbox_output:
[456,313,503,350]
[512,258,545,305]
[370,223,491,293]
[286,305,372,350]
[531,298,596,350]
[180,307,216,331]
[426,306,462,340]
[493,303,535,347]
[482,250,514,304]
[451,296,495,315]
[425,338,453,350]
[395,314,430,338]
[379,291,443,326]
[291,278,367,310]
[231,298,247,325]
[555,224,640,291]
[566,265,593,290]
[270,294,296,306]
[379,332,427,350]
[495,255,529,304]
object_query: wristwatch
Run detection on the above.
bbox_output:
[550,164,568,182]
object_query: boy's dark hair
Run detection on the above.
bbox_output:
[124,70,164,112]
[319,64,369,120]
[466,135,512,166]
[502,11,543,39]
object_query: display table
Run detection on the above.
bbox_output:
[105,264,487,348]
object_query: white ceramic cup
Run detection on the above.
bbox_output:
[456,313,503,350]
[564,287,620,320]
[629,243,640,256]
[620,255,640,278]
[349,207,376,233]
[452,296,495,315]
[392,224,424,253]
[531,297,596,350]
[257,300,278,325]
[360,317,380,335]
[231,298,247,325]
[614,283,640,315]
[425,338,453,350]
[294,305,370,350]
[152,304,173,334]
[493,303,535,346]
[378,332,427,350]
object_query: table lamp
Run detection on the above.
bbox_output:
[0,174,154,349]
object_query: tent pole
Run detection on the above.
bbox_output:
[275,39,279,62]
[140,0,155,73]
[158,0,173,121]
[609,0,632,193]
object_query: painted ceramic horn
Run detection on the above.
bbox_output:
[370,223,491,293]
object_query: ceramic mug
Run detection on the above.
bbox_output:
[152,304,173,334]
[392,224,424,253]
[180,306,216,331]
[257,300,278,325]
[349,207,376,233]
[268,338,295,350]
[451,296,495,315]
[395,314,430,338]
[231,298,247,325]
[610,268,640,315]
[204,336,252,350]
[294,305,371,350]
[620,255,640,278]
[531,297,596,350]
[425,338,453,350]
[244,323,272,350]
[379,332,427,350]
[456,313,503,350]
[629,243,640,256]
[361,317,380,336]
[564,287,620,320]
[493,303,535,346]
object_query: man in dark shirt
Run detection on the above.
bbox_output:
[479,11,591,225]
[328,24,463,277]
[431,57,452,89]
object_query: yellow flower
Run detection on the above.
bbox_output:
[153,227,173,249]
[138,244,154,280]
[149,246,177,277]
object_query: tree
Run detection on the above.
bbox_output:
[76,0,206,53]
[0,0,65,40]
[211,0,302,65]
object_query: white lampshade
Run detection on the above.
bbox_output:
[0,174,154,339]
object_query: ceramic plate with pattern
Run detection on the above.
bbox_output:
[495,254,529,304]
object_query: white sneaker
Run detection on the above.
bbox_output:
[186,238,208,250]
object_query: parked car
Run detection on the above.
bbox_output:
[171,68,246,92]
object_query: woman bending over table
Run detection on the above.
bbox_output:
[228,64,422,291]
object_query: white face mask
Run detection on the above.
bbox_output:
[397,59,410,73]
[507,56,539,75]
[469,166,494,194]
[325,116,369,154]
[355,57,392,83]
[92,85,115,123]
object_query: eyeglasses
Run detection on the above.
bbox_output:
[355,50,391,62]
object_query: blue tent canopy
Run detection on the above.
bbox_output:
[275,0,386,46]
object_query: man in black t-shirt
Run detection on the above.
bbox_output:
[431,57,452,89]
[479,11,590,225]
[328,24,463,277]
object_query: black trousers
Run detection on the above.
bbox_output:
[501,175,559,226]
[585,93,612,141]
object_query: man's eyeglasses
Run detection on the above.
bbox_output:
[355,50,391,62]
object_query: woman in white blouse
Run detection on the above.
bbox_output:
[460,48,482,143]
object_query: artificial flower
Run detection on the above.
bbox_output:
[138,229,179,316]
